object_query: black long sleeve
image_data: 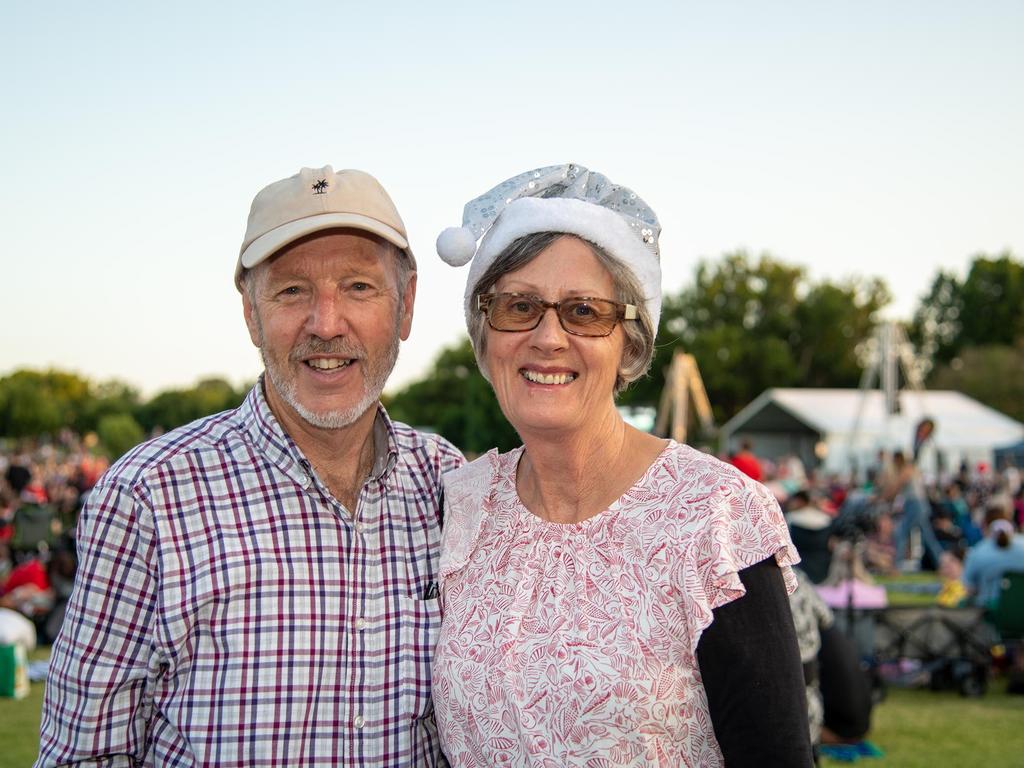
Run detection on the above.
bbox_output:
[696,557,814,766]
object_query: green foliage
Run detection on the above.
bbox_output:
[793,278,891,386]
[385,339,520,455]
[0,370,249,452]
[0,370,93,437]
[929,342,1024,423]
[622,251,890,422]
[135,378,246,433]
[75,380,141,434]
[912,251,1024,365]
[96,412,146,459]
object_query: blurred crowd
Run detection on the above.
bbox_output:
[728,439,1024,599]
[727,441,1024,751]
[0,432,107,644]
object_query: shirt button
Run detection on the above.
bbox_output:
[355,617,367,630]
[354,522,364,534]
[353,714,365,729]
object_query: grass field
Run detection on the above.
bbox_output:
[4,661,1023,767]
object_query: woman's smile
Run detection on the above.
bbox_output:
[519,367,578,386]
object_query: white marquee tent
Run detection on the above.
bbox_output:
[719,388,1024,477]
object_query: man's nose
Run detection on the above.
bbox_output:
[306,292,350,338]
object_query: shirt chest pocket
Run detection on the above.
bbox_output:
[397,595,443,720]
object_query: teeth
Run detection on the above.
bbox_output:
[307,358,351,370]
[522,370,576,385]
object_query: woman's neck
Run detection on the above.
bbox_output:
[517,407,666,524]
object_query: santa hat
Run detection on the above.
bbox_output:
[436,164,663,332]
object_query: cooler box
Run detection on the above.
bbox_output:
[0,644,30,699]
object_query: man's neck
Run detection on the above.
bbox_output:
[262,381,379,513]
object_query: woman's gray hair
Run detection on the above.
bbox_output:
[468,232,657,395]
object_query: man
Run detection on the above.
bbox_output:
[37,166,463,766]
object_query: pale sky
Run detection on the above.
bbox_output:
[3,1,1022,396]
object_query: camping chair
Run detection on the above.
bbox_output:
[9,503,57,554]
[988,571,1024,641]
[987,571,1024,693]
[873,605,994,696]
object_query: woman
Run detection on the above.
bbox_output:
[886,450,946,570]
[962,508,1024,607]
[432,165,811,766]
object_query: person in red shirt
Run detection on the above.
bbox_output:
[731,438,764,481]
[0,556,53,618]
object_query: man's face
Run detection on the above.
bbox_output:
[243,229,415,431]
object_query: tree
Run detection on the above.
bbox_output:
[912,252,1024,366]
[385,339,520,455]
[929,342,1024,423]
[96,413,146,459]
[0,369,94,437]
[75,380,141,434]
[621,251,890,423]
[910,270,962,368]
[0,368,251,455]
[792,278,891,387]
[135,378,247,433]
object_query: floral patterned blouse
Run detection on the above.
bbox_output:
[432,442,799,767]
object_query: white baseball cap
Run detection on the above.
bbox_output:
[236,165,415,289]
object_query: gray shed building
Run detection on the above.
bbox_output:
[720,388,1024,477]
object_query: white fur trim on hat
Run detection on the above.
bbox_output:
[461,197,662,332]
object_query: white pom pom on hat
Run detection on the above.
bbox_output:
[436,226,478,267]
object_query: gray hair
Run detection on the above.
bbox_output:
[467,232,656,395]
[240,232,413,302]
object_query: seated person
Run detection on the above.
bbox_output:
[921,506,965,572]
[786,490,834,584]
[818,623,873,745]
[945,482,982,546]
[961,509,1024,607]
[788,569,873,754]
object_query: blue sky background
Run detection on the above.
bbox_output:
[3,1,1022,394]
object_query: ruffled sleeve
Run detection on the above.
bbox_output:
[665,448,801,648]
[438,450,499,581]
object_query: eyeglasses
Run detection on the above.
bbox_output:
[476,292,638,337]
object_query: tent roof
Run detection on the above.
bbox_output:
[722,388,1024,450]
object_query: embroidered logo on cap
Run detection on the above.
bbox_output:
[312,179,328,194]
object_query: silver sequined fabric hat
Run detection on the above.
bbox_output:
[435,163,663,333]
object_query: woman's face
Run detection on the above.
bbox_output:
[483,236,624,438]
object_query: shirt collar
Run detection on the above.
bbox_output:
[370,405,400,482]
[239,379,400,487]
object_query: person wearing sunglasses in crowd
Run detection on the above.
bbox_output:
[430,165,813,766]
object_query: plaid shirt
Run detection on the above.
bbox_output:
[37,384,463,767]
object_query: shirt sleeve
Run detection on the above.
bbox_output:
[36,480,161,767]
[696,557,814,767]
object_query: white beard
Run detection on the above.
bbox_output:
[254,315,401,430]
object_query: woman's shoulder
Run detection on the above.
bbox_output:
[438,447,521,579]
[636,441,799,607]
[641,441,779,511]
